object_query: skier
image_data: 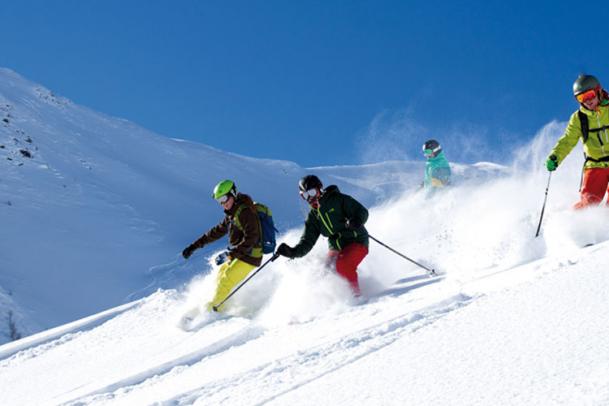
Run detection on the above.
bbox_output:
[276,175,369,296]
[182,179,262,312]
[422,139,451,190]
[546,74,609,209]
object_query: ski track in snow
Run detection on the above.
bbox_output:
[2,205,607,406]
[62,324,265,406]
[0,300,143,361]
[164,294,473,406]
[70,243,607,406]
[73,261,496,406]
[2,239,603,406]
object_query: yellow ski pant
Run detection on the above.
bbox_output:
[210,258,256,311]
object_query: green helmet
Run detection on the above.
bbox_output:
[213,179,236,199]
[573,74,601,96]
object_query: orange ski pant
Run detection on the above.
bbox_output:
[574,167,609,209]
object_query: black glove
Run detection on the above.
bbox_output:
[182,244,197,259]
[215,251,231,265]
[276,243,295,258]
[345,218,361,230]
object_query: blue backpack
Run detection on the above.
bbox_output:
[234,202,278,254]
[254,203,278,254]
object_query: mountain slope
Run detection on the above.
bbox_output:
[0,68,508,339]
[2,67,609,405]
[2,121,609,404]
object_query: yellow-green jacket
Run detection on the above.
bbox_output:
[549,101,609,169]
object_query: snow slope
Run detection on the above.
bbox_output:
[0,65,310,335]
[2,68,608,405]
[2,123,609,404]
[2,68,498,339]
[0,221,607,405]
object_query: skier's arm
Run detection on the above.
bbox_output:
[192,217,229,248]
[342,194,368,228]
[549,112,582,165]
[291,212,321,258]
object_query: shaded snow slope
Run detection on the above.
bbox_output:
[0,67,304,334]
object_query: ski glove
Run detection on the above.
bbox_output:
[182,244,197,259]
[546,155,558,172]
[215,251,231,266]
[345,218,361,230]
[276,243,295,258]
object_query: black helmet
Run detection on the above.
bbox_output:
[573,74,601,96]
[299,175,322,192]
[422,139,442,158]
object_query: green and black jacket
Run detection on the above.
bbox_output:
[291,185,369,258]
[190,193,262,266]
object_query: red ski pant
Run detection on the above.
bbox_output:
[574,167,609,209]
[326,242,369,295]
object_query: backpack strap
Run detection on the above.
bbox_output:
[232,204,243,231]
[232,202,263,251]
[584,155,609,163]
[578,110,589,143]
[579,109,609,146]
[232,202,255,232]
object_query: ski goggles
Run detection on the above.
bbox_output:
[423,146,441,158]
[576,89,598,103]
[215,194,230,204]
[299,188,319,202]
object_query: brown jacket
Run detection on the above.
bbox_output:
[191,193,262,266]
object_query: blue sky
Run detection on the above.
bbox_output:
[2,1,608,166]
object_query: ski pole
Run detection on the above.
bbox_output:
[535,172,552,238]
[212,252,280,312]
[368,234,437,276]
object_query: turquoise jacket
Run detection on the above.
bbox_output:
[424,151,451,188]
